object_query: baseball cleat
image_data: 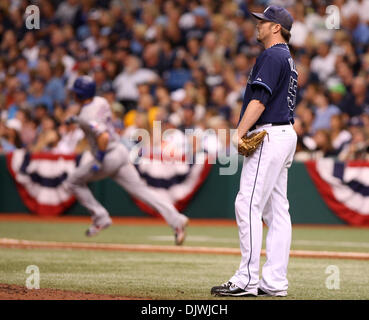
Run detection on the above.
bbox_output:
[257,288,269,296]
[85,216,112,237]
[174,217,189,246]
[211,282,257,297]
[257,288,287,297]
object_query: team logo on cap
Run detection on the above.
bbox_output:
[264,6,270,13]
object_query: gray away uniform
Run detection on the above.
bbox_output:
[67,96,188,230]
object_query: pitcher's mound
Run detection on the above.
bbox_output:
[0,283,146,300]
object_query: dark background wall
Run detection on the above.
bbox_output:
[0,155,344,224]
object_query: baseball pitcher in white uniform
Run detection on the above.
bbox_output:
[211,6,297,297]
[66,76,189,245]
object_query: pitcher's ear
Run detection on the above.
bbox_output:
[273,23,282,34]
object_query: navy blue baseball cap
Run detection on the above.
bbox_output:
[72,76,96,100]
[251,6,293,31]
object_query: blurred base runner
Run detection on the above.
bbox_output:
[66,76,188,245]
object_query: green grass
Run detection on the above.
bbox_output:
[0,221,368,252]
[0,248,368,300]
[0,220,368,299]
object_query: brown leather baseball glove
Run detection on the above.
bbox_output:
[238,130,268,157]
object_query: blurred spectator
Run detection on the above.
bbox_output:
[163,51,193,91]
[113,55,158,110]
[0,30,17,55]
[53,122,84,154]
[124,93,159,129]
[338,125,369,161]
[230,99,243,129]
[179,103,196,132]
[305,2,334,43]
[311,89,341,133]
[346,13,369,54]
[336,60,354,90]
[27,77,53,113]
[198,32,225,75]
[295,64,310,106]
[339,76,369,117]
[183,37,201,70]
[205,57,225,89]
[0,118,22,152]
[310,42,336,82]
[236,20,260,56]
[290,3,309,49]
[312,129,336,159]
[55,0,80,25]
[7,87,30,119]
[155,85,172,110]
[3,76,21,109]
[296,103,315,135]
[342,0,369,23]
[41,61,66,105]
[294,126,336,160]
[184,6,211,41]
[18,110,37,149]
[30,115,59,152]
[15,56,30,88]
[21,32,39,68]
[209,85,232,122]
[330,114,352,155]
[327,80,346,108]
[33,104,49,125]
[362,111,369,135]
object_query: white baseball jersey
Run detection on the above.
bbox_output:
[76,96,119,156]
[68,96,188,232]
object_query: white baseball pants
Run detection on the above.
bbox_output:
[67,144,187,230]
[230,124,297,296]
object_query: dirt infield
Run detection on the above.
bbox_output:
[1,238,369,260]
[0,283,147,300]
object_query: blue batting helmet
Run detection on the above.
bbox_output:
[72,76,96,100]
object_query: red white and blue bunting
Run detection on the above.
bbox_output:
[6,149,212,217]
[6,149,78,216]
[133,153,212,216]
[306,159,369,226]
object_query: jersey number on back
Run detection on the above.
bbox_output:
[287,76,297,111]
[287,58,298,112]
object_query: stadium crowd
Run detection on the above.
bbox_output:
[0,0,368,161]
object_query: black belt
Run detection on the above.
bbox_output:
[250,121,291,131]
